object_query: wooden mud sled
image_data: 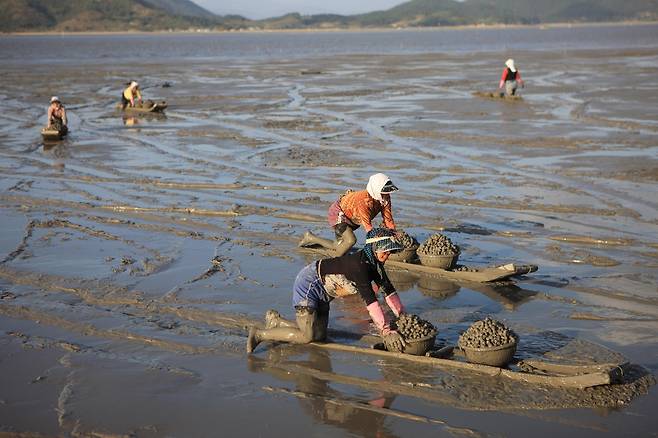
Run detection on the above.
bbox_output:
[310,341,626,389]
[41,127,67,141]
[301,246,538,283]
[118,100,168,114]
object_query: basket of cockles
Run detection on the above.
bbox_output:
[457,317,518,367]
[387,230,419,263]
[416,233,460,269]
[392,314,437,356]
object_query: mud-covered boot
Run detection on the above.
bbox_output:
[246,326,261,353]
[298,231,318,247]
[265,309,282,329]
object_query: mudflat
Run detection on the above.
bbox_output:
[1,26,657,437]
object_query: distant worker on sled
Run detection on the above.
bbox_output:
[46,96,68,135]
[121,81,143,109]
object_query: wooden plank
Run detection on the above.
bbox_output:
[300,246,538,283]
[310,341,612,388]
[519,359,627,375]
[386,259,538,282]
[119,102,168,113]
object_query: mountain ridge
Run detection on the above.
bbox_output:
[2,0,658,32]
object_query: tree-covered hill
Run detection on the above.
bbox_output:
[2,0,657,32]
[0,0,246,32]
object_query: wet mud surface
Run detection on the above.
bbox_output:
[1,28,658,437]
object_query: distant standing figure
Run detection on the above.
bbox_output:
[46,96,68,134]
[499,59,524,96]
[121,81,142,108]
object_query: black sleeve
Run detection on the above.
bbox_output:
[376,266,396,296]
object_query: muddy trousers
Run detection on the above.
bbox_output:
[247,304,329,353]
[505,80,518,96]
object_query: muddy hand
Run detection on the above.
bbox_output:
[383,330,406,352]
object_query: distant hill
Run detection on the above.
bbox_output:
[0,0,245,32]
[256,0,658,29]
[2,0,658,32]
[352,0,658,27]
[140,0,215,18]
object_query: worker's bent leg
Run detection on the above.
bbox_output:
[333,226,356,256]
[265,309,297,329]
[298,231,336,249]
[247,306,326,353]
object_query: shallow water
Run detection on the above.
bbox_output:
[1,25,657,437]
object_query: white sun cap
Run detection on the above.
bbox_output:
[50,96,60,103]
[505,59,516,73]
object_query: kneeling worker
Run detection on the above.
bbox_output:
[121,81,142,108]
[248,228,407,353]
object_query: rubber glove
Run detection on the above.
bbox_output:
[366,301,388,333]
[499,80,504,89]
[385,292,404,317]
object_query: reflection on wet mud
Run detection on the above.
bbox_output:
[417,276,461,300]
[42,141,69,170]
[247,339,655,415]
[249,348,401,438]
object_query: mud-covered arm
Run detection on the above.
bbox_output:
[61,107,67,125]
[135,88,142,102]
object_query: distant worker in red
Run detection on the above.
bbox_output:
[499,59,524,97]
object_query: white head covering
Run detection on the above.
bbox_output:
[505,59,516,73]
[50,96,60,103]
[130,81,139,88]
[366,173,392,202]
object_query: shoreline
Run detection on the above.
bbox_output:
[3,20,657,36]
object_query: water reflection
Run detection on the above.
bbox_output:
[248,347,399,438]
[386,268,417,292]
[121,112,167,126]
[42,141,69,171]
[417,276,461,300]
[122,115,140,126]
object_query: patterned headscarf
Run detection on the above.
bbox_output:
[364,228,403,268]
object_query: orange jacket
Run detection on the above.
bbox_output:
[339,190,395,231]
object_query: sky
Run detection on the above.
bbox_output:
[193,0,409,20]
